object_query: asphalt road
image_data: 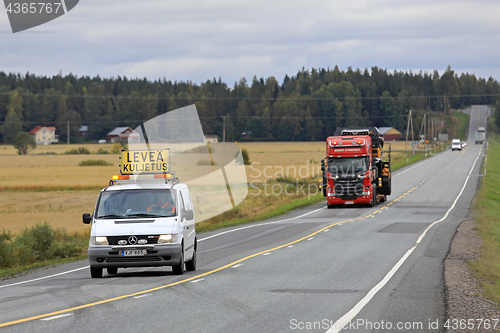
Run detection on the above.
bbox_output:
[0,106,489,333]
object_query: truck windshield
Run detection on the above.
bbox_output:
[328,157,368,176]
[96,189,176,218]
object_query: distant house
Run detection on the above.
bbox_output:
[107,127,140,143]
[79,125,88,138]
[378,127,402,141]
[29,126,58,144]
[205,135,218,143]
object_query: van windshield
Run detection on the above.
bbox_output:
[96,189,176,218]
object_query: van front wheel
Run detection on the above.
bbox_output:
[90,266,102,278]
[107,267,118,275]
[172,252,184,275]
[185,249,196,271]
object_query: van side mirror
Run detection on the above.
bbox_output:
[83,213,92,224]
[183,210,194,220]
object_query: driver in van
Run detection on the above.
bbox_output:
[147,196,175,214]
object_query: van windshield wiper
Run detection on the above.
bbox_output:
[98,214,125,219]
[126,213,158,218]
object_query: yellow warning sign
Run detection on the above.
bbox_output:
[121,149,170,175]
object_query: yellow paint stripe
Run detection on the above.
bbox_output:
[0,218,353,328]
[1,184,421,328]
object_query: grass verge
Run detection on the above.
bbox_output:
[0,223,88,279]
[469,131,500,305]
[197,192,325,233]
[453,111,470,142]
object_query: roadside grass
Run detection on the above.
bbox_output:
[469,126,500,305]
[196,178,325,233]
[453,111,470,141]
[390,147,447,172]
[0,224,89,279]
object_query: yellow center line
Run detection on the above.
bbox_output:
[0,218,353,328]
[1,185,419,328]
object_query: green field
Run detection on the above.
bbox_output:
[469,126,500,305]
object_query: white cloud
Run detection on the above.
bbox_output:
[1,0,500,83]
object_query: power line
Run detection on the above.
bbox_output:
[0,92,499,101]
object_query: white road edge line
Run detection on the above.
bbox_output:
[198,206,326,242]
[40,313,73,321]
[0,266,89,289]
[327,144,483,333]
[1,206,326,288]
[394,157,433,177]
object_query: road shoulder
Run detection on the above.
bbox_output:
[444,218,500,332]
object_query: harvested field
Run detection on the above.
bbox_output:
[0,140,432,234]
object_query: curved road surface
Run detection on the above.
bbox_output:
[0,106,490,332]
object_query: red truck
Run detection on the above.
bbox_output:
[321,127,391,208]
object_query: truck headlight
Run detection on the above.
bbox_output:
[91,236,109,246]
[158,234,179,244]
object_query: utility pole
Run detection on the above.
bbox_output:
[405,110,410,150]
[67,120,70,144]
[410,110,414,147]
[221,115,227,152]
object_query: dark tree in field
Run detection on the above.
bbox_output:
[14,131,36,155]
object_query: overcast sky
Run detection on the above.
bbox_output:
[1,0,500,85]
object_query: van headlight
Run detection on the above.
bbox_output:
[158,234,179,244]
[90,236,109,246]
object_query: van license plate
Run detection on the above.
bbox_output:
[345,201,354,205]
[121,249,147,256]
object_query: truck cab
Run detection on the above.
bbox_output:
[321,128,391,208]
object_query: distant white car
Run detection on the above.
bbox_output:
[451,139,462,151]
[461,142,467,148]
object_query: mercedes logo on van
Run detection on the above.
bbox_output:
[128,236,138,245]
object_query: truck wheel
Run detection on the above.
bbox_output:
[107,267,118,275]
[185,249,196,272]
[327,204,334,209]
[371,186,377,207]
[90,266,102,278]
[172,251,184,275]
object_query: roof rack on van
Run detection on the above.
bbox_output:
[109,148,179,185]
[109,171,179,186]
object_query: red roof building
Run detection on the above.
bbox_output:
[29,126,58,144]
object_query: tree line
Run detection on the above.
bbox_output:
[0,65,499,144]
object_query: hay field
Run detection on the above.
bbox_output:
[0,142,328,234]
[239,142,325,183]
[1,140,419,234]
[0,190,94,235]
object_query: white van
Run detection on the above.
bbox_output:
[83,180,196,278]
[451,139,462,151]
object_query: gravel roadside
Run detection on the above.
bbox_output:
[444,219,500,332]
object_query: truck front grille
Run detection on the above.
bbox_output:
[334,179,363,199]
